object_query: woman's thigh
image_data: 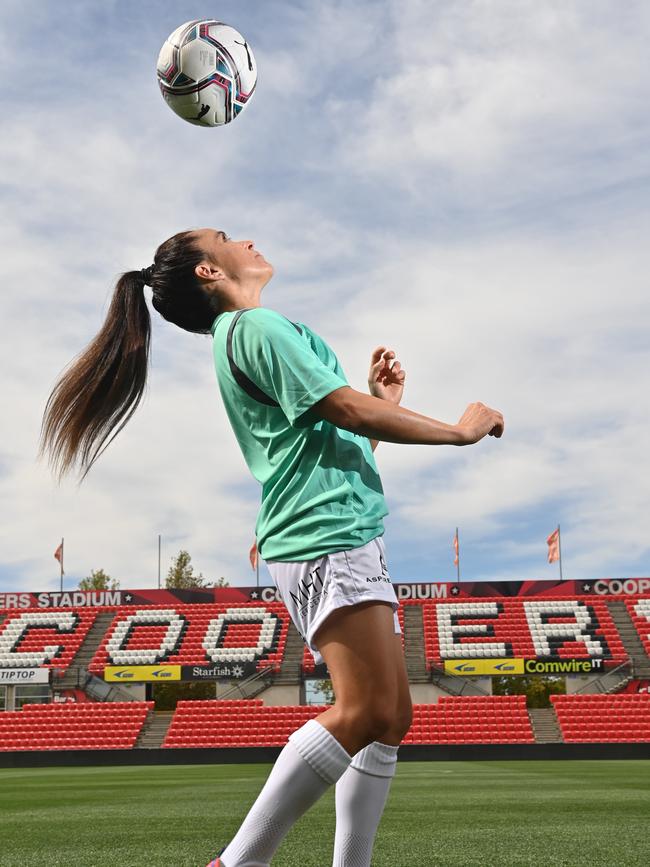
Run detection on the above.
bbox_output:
[311,600,412,753]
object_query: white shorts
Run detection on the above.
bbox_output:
[266,535,401,665]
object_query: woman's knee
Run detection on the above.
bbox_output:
[340,696,412,744]
[337,702,396,745]
[367,703,412,747]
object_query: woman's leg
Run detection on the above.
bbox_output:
[312,603,412,866]
[218,601,408,867]
[313,600,413,753]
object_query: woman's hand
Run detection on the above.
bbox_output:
[368,346,406,406]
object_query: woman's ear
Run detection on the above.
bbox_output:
[195,262,225,282]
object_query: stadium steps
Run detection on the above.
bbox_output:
[134,710,175,749]
[608,602,650,677]
[273,622,305,684]
[528,708,563,743]
[403,605,430,683]
[55,611,117,690]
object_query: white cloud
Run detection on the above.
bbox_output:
[332,222,650,576]
[326,0,650,211]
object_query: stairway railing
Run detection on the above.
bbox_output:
[573,660,633,695]
[218,665,276,701]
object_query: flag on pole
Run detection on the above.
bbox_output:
[546,528,560,563]
[54,542,64,574]
[249,539,258,571]
[452,527,460,580]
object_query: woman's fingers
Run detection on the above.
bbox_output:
[370,348,406,387]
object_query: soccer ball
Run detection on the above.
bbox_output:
[157,20,257,126]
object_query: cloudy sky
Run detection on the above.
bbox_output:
[1,0,648,593]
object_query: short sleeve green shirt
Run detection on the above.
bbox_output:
[210,307,387,561]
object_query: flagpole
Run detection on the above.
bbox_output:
[158,534,161,589]
[60,537,64,592]
[456,527,460,582]
[256,551,260,589]
[557,523,563,581]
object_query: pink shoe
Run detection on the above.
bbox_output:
[206,845,227,867]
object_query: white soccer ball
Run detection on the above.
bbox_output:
[157,19,257,126]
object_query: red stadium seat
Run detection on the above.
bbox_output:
[85,603,290,676]
[552,694,650,742]
[0,701,153,752]
[417,596,628,670]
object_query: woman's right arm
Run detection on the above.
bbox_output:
[312,386,504,446]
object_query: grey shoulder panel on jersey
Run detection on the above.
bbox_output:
[226,308,302,406]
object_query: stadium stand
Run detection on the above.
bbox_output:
[86,603,290,674]
[416,597,627,667]
[0,609,97,674]
[163,699,328,747]
[402,696,535,744]
[625,598,650,657]
[552,694,650,743]
[0,700,153,751]
[1,595,643,682]
[2,588,650,754]
[161,696,534,748]
[302,644,317,675]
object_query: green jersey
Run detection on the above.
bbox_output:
[210,307,388,561]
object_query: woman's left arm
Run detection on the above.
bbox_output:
[367,346,406,451]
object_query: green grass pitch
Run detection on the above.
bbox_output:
[1,760,648,866]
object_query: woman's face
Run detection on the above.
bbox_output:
[194,227,273,283]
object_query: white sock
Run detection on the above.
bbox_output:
[221,719,352,867]
[332,741,399,867]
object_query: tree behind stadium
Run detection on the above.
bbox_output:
[165,549,229,588]
[78,568,120,590]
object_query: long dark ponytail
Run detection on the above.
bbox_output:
[39,230,221,482]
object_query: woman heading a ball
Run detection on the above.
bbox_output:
[40,229,504,867]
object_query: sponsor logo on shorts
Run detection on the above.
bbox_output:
[289,565,328,615]
[366,552,391,583]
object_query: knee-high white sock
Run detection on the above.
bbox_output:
[332,741,399,867]
[221,719,352,867]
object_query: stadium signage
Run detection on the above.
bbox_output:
[0,667,50,684]
[444,659,525,676]
[102,663,261,682]
[445,658,605,676]
[181,662,259,680]
[104,665,181,682]
[0,591,123,609]
[396,584,448,600]
[2,578,649,611]
[592,579,650,596]
[523,658,604,675]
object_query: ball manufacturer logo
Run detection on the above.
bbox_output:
[234,39,254,72]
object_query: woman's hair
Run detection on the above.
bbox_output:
[39,229,221,483]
